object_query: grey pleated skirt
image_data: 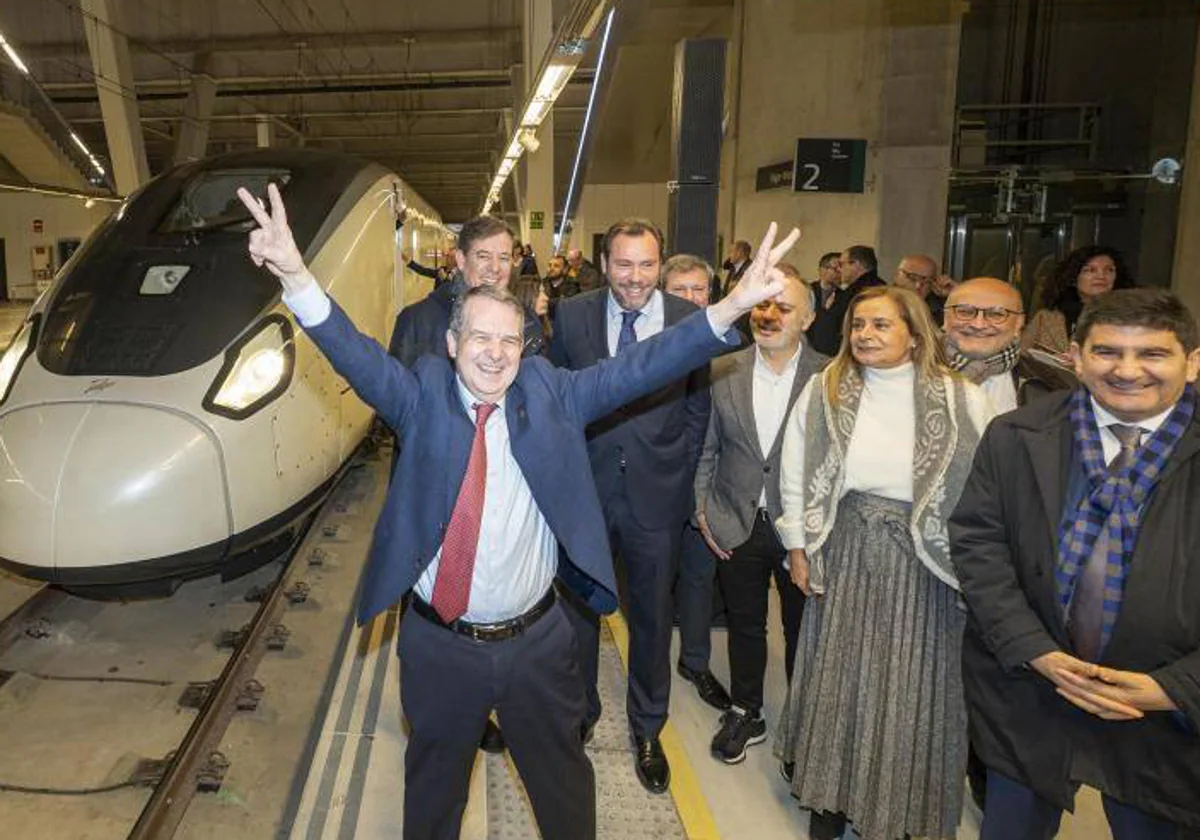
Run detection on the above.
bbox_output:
[774,491,967,840]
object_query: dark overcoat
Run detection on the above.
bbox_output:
[949,390,1200,828]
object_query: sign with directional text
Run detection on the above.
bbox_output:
[793,138,867,194]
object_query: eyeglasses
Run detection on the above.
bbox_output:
[948,304,1023,324]
[899,269,935,285]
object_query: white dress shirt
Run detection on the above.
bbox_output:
[605,289,665,356]
[1091,398,1172,466]
[752,345,803,505]
[981,371,1019,414]
[412,382,557,622]
[283,280,556,622]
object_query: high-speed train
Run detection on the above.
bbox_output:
[0,150,436,594]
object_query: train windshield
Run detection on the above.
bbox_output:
[159,169,292,233]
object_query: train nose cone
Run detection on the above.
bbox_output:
[0,403,230,575]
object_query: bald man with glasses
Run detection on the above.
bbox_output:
[943,277,1026,414]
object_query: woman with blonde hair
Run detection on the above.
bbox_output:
[775,286,995,840]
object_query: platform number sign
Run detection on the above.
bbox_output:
[793,138,867,194]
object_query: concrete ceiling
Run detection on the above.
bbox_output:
[0,0,731,222]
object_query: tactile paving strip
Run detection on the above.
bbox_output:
[486,624,687,839]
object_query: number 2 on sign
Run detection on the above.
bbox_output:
[800,163,821,191]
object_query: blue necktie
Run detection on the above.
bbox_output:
[617,310,640,353]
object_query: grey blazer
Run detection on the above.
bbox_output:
[693,343,828,550]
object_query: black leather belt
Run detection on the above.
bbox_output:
[410,588,556,642]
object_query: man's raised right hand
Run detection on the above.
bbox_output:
[237,183,314,295]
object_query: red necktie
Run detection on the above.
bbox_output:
[430,402,497,622]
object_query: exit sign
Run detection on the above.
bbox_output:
[793,138,867,193]
[530,210,545,230]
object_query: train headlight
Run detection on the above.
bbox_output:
[0,317,36,405]
[203,315,295,419]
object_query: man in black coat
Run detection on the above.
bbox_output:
[389,216,546,367]
[550,218,711,795]
[950,288,1200,837]
[806,244,884,355]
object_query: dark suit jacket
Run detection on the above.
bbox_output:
[388,280,546,367]
[721,260,749,298]
[693,343,828,549]
[549,289,712,530]
[950,391,1200,828]
[305,299,737,626]
[805,271,885,355]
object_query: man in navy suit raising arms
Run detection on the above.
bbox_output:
[237,185,798,840]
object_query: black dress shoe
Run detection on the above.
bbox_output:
[633,736,670,794]
[479,718,506,754]
[676,662,732,711]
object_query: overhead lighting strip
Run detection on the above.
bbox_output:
[555,8,615,252]
[481,0,610,215]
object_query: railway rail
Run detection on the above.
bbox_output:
[0,447,383,840]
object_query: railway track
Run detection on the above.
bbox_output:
[0,449,385,840]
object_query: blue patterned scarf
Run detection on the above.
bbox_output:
[1055,385,1195,652]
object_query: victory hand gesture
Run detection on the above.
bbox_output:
[709,223,801,331]
[237,183,312,294]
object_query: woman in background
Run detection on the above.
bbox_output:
[1021,245,1134,356]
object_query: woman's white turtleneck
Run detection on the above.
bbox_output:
[842,362,916,503]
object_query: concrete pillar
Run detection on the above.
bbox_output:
[1171,14,1200,315]
[727,0,962,280]
[521,0,555,263]
[172,53,217,165]
[80,0,149,194]
[256,114,275,148]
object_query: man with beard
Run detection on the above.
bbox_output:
[943,277,1026,414]
[550,218,712,794]
[542,254,579,320]
[693,263,825,764]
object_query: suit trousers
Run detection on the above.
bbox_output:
[981,769,1178,840]
[676,522,717,672]
[399,601,594,840]
[565,488,682,739]
[714,510,804,713]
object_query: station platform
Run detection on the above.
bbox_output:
[0,448,1118,840]
[282,574,1114,840]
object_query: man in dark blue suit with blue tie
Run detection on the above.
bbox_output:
[549,219,716,793]
[238,184,799,840]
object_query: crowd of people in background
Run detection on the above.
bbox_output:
[250,188,1200,840]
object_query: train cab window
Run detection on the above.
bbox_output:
[159,168,292,233]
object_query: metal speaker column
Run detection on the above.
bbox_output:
[667,38,726,265]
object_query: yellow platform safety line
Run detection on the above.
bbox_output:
[603,611,722,840]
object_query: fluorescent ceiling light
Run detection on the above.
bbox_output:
[0,35,29,75]
[533,64,573,102]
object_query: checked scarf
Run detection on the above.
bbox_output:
[944,336,1020,386]
[1055,384,1196,651]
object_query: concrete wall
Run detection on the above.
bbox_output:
[0,192,112,301]
[722,0,962,281]
[569,181,670,265]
